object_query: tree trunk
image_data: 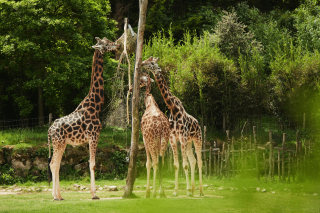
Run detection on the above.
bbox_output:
[123,0,148,198]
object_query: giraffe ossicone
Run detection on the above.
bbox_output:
[47,37,118,201]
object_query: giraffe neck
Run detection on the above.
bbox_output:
[76,50,104,114]
[154,71,175,109]
[89,50,104,112]
[145,74,152,95]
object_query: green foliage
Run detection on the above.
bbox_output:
[209,10,263,62]
[0,0,117,118]
[143,29,239,127]
[269,41,320,117]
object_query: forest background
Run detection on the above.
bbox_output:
[1,0,320,132]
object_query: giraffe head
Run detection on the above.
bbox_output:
[92,37,120,54]
[129,73,154,92]
[141,56,162,76]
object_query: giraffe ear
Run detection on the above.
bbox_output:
[154,57,159,63]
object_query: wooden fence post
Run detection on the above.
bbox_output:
[209,145,212,178]
[226,130,230,179]
[253,126,259,181]
[278,150,281,181]
[288,152,291,182]
[249,135,252,174]
[296,131,299,178]
[49,113,52,126]
[217,150,220,177]
[232,137,235,176]
[220,143,224,177]
[268,129,273,181]
[241,133,244,169]
[263,152,267,182]
[203,126,207,178]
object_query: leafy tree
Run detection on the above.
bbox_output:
[209,10,262,63]
[0,0,117,120]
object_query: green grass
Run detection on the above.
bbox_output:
[0,177,319,213]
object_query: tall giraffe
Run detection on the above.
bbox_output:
[47,37,120,201]
[141,57,204,197]
[129,73,170,198]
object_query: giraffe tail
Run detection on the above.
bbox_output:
[47,128,52,186]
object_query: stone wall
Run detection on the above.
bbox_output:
[0,144,140,181]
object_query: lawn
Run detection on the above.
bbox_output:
[0,177,319,213]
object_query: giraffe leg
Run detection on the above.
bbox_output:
[158,155,166,198]
[50,142,66,201]
[194,134,204,196]
[170,135,179,197]
[159,137,168,198]
[89,139,99,199]
[180,137,192,197]
[150,143,158,198]
[144,137,151,198]
[186,141,196,195]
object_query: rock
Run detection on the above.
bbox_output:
[109,186,118,191]
[35,188,42,192]
[98,187,103,191]
[103,185,108,189]
[271,191,275,194]
[256,188,261,192]
[261,189,266,192]
[14,188,22,192]
[218,187,224,190]
[203,185,209,188]
[27,189,32,192]
[74,184,81,188]
[114,178,117,180]
[0,150,5,165]
[43,189,48,192]
[12,154,32,171]
[313,193,318,196]
[62,146,89,166]
[33,157,47,170]
[74,162,88,171]
[80,186,86,190]
[67,187,70,190]
[119,186,125,190]
[136,186,141,189]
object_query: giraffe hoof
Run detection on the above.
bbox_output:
[92,196,100,200]
[53,198,60,201]
[59,197,64,201]
[199,193,204,197]
[187,192,193,197]
[152,194,157,198]
[160,193,166,198]
[172,192,178,197]
[146,191,150,198]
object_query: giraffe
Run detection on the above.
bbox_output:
[47,37,120,201]
[129,72,170,198]
[141,57,204,197]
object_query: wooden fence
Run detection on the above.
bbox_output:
[164,126,313,182]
